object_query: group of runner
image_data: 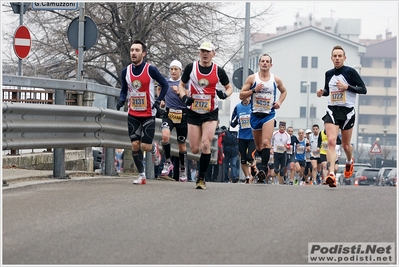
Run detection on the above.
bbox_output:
[117,40,367,189]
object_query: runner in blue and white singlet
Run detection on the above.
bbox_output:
[238,54,287,184]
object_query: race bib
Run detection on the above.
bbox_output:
[330,91,346,104]
[296,145,305,154]
[239,114,251,129]
[287,145,293,154]
[276,145,285,153]
[192,94,211,114]
[130,92,147,111]
[254,93,272,112]
[322,142,328,150]
[312,150,320,157]
[168,108,183,124]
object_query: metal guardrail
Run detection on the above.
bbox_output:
[2,75,218,179]
[2,102,217,166]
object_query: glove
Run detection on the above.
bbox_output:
[231,117,239,128]
[116,100,125,110]
[182,95,194,106]
[216,90,228,99]
[152,100,163,117]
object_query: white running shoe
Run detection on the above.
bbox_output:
[133,173,146,185]
[179,167,187,182]
[152,142,162,166]
[161,161,174,176]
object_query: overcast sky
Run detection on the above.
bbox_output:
[230,1,398,40]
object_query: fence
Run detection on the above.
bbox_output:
[2,75,218,178]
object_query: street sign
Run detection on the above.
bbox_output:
[232,67,254,89]
[10,2,30,14]
[67,16,98,51]
[370,142,382,154]
[13,25,31,59]
[31,2,78,10]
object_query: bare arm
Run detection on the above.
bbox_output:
[239,74,256,100]
[273,75,287,109]
[223,83,233,97]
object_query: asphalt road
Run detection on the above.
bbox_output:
[2,177,397,265]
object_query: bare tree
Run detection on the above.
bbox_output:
[2,2,273,88]
[381,146,391,159]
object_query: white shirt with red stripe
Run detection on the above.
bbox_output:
[272,130,291,154]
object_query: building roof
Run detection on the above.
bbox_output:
[252,26,366,51]
[363,37,397,58]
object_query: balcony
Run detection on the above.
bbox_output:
[361,67,397,78]
[365,86,397,97]
[359,105,397,116]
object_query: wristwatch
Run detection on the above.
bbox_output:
[252,88,256,94]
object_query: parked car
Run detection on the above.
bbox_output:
[384,168,397,187]
[340,163,372,185]
[375,167,394,186]
[92,149,103,171]
[353,168,380,186]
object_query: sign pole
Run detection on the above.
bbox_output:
[242,2,250,90]
[18,2,24,77]
[77,2,85,82]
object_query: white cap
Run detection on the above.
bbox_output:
[306,129,312,134]
[198,41,215,51]
[169,60,182,70]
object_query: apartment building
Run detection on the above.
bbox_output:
[229,17,397,161]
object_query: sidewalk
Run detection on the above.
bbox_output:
[1,168,104,188]
[1,168,93,181]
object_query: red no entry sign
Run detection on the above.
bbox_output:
[13,25,31,59]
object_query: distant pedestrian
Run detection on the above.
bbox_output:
[221,126,239,183]
[231,96,255,184]
[271,121,291,184]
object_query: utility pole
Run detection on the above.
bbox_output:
[242,2,250,90]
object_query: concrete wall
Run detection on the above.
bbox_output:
[2,150,91,171]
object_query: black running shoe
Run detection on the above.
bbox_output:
[256,170,266,184]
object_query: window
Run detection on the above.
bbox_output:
[383,117,390,126]
[310,107,316,118]
[310,82,317,93]
[300,107,306,118]
[311,57,318,68]
[384,78,391,87]
[363,77,371,86]
[383,98,391,106]
[362,58,372,68]
[358,114,369,125]
[384,60,392,68]
[300,82,309,93]
[301,56,308,68]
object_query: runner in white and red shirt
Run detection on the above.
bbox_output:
[178,41,233,189]
[271,121,291,184]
